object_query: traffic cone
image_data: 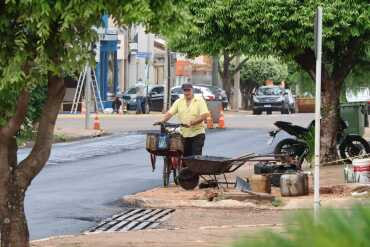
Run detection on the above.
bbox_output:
[218,110,225,129]
[207,114,214,129]
[93,115,101,130]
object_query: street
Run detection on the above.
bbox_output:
[23,113,313,240]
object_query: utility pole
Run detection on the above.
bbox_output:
[163,49,170,112]
[85,66,92,129]
[313,6,323,222]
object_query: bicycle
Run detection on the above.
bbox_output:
[151,122,187,187]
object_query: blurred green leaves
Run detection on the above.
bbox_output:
[0,0,187,130]
[233,206,370,247]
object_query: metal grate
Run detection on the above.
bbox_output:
[87,208,175,233]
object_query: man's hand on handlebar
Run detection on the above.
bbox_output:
[153,121,190,128]
[153,121,163,126]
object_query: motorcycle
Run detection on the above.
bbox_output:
[268,119,370,166]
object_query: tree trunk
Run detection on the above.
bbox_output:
[1,192,29,247]
[0,76,65,247]
[0,138,29,247]
[320,79,341,163]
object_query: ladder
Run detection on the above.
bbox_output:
[70,65,104,114]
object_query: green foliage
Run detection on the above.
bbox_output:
[287,63,315,96]
[302,127,315,164]
[0,0,187,128]
[233,206,370,247]
[241,57,288,86]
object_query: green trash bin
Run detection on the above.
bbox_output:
[340,103,365,136]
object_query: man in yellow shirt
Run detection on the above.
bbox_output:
[157,83,210,157]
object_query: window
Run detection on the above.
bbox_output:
[151,86,164,95]
[127,88,136,94]
[256,87,282,96]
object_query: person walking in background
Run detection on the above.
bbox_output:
[112,96,122,114]
[135,79,145,114]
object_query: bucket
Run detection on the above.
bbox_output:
[280,173,309,197]
[352,158,370,184]
[249,175,271,193]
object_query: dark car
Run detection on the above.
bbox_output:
[196,84,229,109]
[252,86,291,115]
[122,85,165,113]
[123,85,180,113]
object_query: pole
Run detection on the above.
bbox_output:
[85,66,92,129]
[162,48,169,112]
[167,50,171,110]
[314,6,323,222]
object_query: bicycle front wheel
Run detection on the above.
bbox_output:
[163,157,171,187]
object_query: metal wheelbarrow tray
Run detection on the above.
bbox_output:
[177,154,253,190]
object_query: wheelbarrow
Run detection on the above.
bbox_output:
[177,153,293,190]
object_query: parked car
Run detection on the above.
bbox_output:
[196,84,229,109]
[122,85,166,113]
[251,86,293,115]
[170,85,203,102]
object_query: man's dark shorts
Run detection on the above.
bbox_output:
[183,134,205,157]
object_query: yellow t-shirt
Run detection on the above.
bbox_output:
[169,96,209,138]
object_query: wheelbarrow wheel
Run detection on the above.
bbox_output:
[177,168,199,190]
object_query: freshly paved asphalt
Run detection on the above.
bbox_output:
[22,113,314,240]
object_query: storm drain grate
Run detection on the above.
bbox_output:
[87,208,175,233]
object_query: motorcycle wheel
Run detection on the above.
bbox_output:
[274,138,307,167]
[339,136,370,162]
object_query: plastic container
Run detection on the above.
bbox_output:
[280,173,309,196]
[206,101,222,123]
[344,165,356,183]
[340,103,365,136]
[352,158,370,184]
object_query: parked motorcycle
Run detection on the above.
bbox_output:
[268,119,370,165]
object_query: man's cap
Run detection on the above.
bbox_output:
[181,83,193,90]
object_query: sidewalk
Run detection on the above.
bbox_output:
[31,164,369,247]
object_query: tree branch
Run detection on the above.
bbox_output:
[332,37,364,83]
[16,75,65,188]
[294,48,316,81]
[0,90,30,139]
[232,57,248,76]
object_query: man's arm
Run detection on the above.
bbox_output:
[189,98,210,126]
[189,113,209,126]
[159,112,173,123]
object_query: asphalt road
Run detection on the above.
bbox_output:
[23,113,315,240]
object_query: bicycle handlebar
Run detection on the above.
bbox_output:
[153,122,189,128]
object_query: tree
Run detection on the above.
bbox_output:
[240,56,288,108]
[167,0,255,99]
[236,0,370,162]
[0,1,186,246]
[171,0,369,162]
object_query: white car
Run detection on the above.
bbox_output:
[171,86,204,101]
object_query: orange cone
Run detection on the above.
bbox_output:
[218,110,225,129]
[93,115,101,130]
[206,114,214,129]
